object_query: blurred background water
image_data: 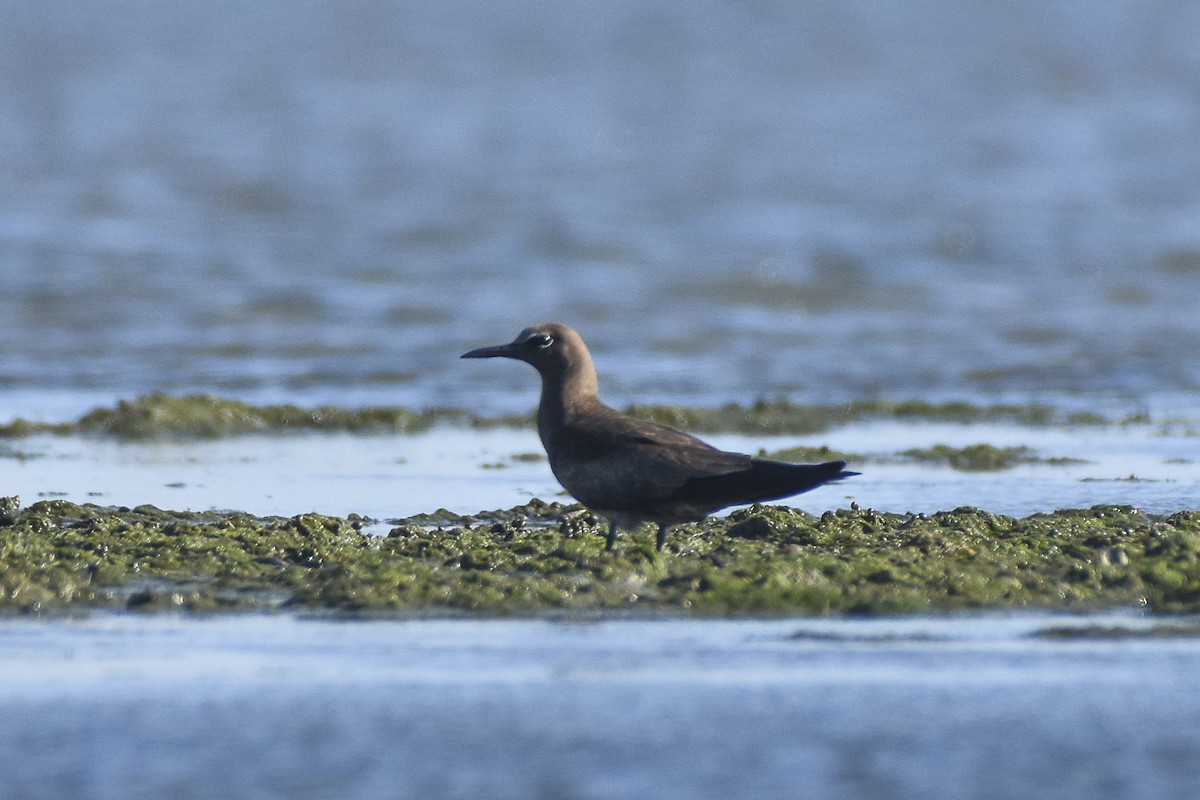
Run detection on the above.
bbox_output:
[3,0,1200,419]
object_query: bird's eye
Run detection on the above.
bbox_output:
[530,333,554,349]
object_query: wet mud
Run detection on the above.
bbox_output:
[0,393,1127,440]
[2,496,1197,616]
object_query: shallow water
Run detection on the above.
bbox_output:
[1,612,1198,800]
[6,420,1200,524]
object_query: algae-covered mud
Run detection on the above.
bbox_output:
[0,393,495,439]
[3,496,1198,616]
[0,392,1129,440]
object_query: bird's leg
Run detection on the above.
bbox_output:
[606,521,618,551]
[655,523,667,552]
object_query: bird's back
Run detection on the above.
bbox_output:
[543,400,851,524]
[542,401,746,509]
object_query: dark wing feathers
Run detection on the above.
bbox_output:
[550,404,853,516]
[548,409,751,509]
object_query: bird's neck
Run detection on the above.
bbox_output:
[537,361,599,443]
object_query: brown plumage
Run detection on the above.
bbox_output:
[462,322,857,550]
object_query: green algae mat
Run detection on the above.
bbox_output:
[0,392,1124,440]
[2,496,1198,616]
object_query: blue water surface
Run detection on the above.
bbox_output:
[1,613,1198,800]
[2,0,1199,416]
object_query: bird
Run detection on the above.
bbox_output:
[461,322,857,551]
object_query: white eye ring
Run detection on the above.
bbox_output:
[531,333,554,348]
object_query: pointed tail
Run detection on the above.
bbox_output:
[677,459,857,509]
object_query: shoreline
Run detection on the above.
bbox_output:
[0,392,1145,440]
[4,393,1196,618]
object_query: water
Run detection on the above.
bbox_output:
[1,613,1198,800]
[6,422,1200,522]
[2,0,1200,417]
[4,5,1200,797]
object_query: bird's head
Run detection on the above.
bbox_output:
[461,322,594,384]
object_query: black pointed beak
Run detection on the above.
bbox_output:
[461,342,519,359]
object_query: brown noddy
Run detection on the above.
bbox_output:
[462,322,858,551]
